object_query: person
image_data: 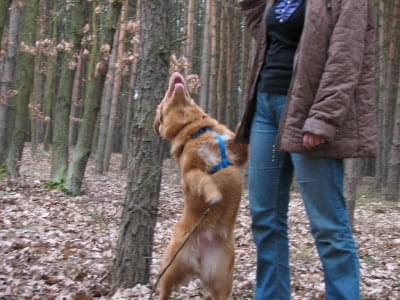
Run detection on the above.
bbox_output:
[235,0,377,299]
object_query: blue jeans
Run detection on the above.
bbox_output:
[249,92,360,300]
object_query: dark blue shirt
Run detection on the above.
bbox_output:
[257,0,305,95]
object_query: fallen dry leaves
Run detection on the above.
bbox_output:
[0,148,399,299]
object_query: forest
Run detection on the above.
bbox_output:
[0,0,399,299]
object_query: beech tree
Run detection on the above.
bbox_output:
[6,0,39,178]
[65,0,122,195]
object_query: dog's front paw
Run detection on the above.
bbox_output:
[205,190,222,205]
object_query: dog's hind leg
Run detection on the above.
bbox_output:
[201,242,234,300]
[183,169,222,205]
[159,241,189,300]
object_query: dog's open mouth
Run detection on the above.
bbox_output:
[168,73,185,97]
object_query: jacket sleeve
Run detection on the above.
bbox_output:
[302,0,369,142]
[239,0,267,38]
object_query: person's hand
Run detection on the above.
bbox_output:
[303,133,326,150]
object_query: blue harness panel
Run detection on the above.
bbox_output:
[191,127,232,174]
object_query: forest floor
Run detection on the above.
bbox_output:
[0,147,399,300]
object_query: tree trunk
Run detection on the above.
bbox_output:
[217,0,227,124]
[111,0,170,288]
[199,0,210,110]
[208,0,218,117]
[6,0,39,178]
[0,0,11,41]
[65,0,121,195]
[184,0,195,75]
[345,159,361,229]
[30,0,47,159]
[0,0,21,164]
[103,0,128,172]
[50,0,85,183]
[43,5,59,152]
[68,50,84,146]
[95,29,118,174]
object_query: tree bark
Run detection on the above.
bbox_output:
[217,0,227,124]
[111,0,170,288]
[68,50,84,146]
[65,0,121,195]
[0,0,20,164]
[50,0,85,183]
[6,0,39,178]
[345,159,361,229]
[43,4,59,152]
[121,0,140,170]
[29,0,47,159]
[208,0,218,117]
[199,0,210,110]
[95,28,118,174]
[184,0,195,75]
[103,0,129,172]
[0,0,11,41]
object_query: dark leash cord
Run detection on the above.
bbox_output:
[148,207,211,300]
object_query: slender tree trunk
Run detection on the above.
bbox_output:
[68,50,83,146]
[184,0,195,75]
[111,0,170,287]
[65,0,122,195]
[50,0,85,183]
[6,0,39,178]
[43,5,59,152]
[0,0,11,41]
[208,0,218,117]
[385,88,400,202]
[217,1,227,124]
[121,0,140,170]
[199,0,210,110]
[0,0,20,164]
[103,0,128,172]
[95,29,118,174]
[30,0,47,159]
[345,159,361,228]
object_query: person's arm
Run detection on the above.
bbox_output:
[302,0,370,143]
[239,0,267,38]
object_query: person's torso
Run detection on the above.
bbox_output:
[257,0,305,95]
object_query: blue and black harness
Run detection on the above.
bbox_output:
[191,127,232,174]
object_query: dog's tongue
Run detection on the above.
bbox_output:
[169,73,184,96]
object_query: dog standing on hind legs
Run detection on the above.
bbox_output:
[153,72,248,299]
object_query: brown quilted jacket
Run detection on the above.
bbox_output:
[235,0,378,158]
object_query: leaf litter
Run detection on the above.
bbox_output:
[0,148,399,299]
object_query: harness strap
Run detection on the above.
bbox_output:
[209,134,232,174]
[190,126,232,174]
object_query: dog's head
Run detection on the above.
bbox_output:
[154,72,203,140]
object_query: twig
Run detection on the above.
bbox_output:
[148,207,211,300]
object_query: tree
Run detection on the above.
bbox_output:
[6,0,39,178]
[65,0,122,195]
[50,0,85,183]
[0,0,11,41]
[199,0,210,110]
[103,0,129,173]
[112,0,170,288]
[0,0,21,164]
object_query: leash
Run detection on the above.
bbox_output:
[148,207,211,300]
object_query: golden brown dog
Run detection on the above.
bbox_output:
[154,72,248,300]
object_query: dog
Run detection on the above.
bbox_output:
[154,72,248,300]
